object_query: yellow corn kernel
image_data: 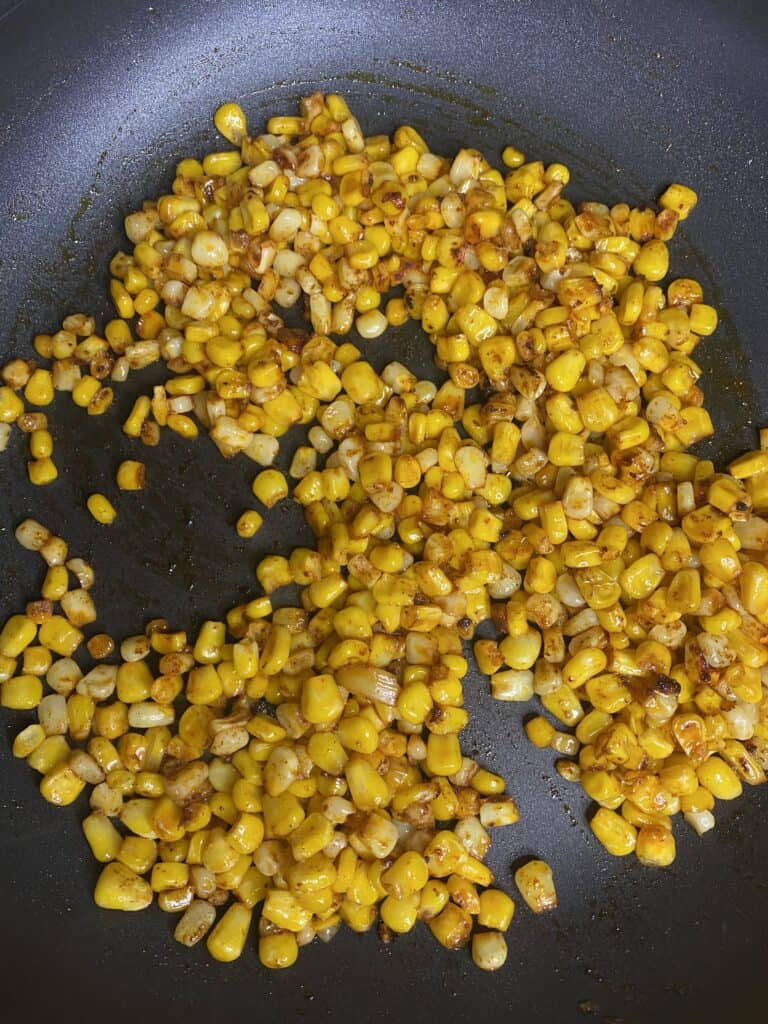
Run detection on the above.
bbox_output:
[164,413,197,439]
[428,903,472,949]
[563,648,608,689]
[500,630,542,671]
[24,368,54,406]
[590,807,637,856]
[471,931,508,972]
[116,460,146,491]
[581,769,624,810]
[29,428,53,459]
[121,395,150,438]
[699,537,741,583]
[259,932,298,970]
[206,903,252,962]
[2,673,43,709]
[514,859,557,912]
[82,812,123,862]
[0,615,38,658]
[689,303,717,336]
[12,723,45,758]
[214,101,247,144]
[635,825,676,867]
[28,457,58,485]
[380,893,420,934]
[619,554,664,600]
[289,812,335,862]
[425,734,463,777]
[301,673,344,726]
[474,889,514,932]
[345,756,389,810]
[94,861,152,911]
[37,615,82,657]
[252,468,288,507]
[0,386,24,422]
[633,239,669,281]
[728,450,768,480]
[696,756,742,800]
[236,510,264,539]
[658,183,697,221]
[87,493,117,525]
[40,761,86,805]
[545,348,586,392]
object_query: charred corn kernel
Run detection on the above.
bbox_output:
[635,825,676,867]
[214,101,247,144]
[122,395,150,437]
[151,862,189,892]
[428,903,472,949]
[381,851,429,898]
[37,616,82,658]
[541,685,584,726]
[116,460,145,490]
[658,183,697,220]
[289,812,334,861]
[698,537,740,582]
[87,493,117,525]
[40,761,86,805]
[236,510,263,538]
[514,859,557,912]
[252,468,288,507]
[590,807,637,856]
[525,556,557,594]
[675,407,714,446]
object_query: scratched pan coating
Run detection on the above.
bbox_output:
[0,2,766,1022]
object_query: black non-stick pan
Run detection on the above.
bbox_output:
[1,2,766,1021]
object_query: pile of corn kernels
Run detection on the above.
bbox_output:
[0,91,766,971]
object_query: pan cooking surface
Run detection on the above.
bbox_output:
[0,2,766,1021]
